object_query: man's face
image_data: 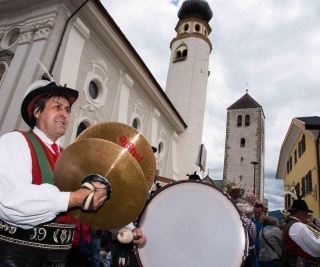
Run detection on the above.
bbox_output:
[298,211,309,224]
[254,207,263,221]
[248,194,256,204]
[34,96,71,141]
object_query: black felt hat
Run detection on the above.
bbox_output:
[21,80,78,127]
[288,197,313,213]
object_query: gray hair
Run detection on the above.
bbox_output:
[263,216,279,227]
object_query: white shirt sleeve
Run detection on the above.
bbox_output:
[289,222,320,257]
[0,131,70,229]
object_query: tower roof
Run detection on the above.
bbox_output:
[227,92,262,110]
[178,0,213,22]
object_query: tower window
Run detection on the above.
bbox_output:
[184,24,189,32]
[237,115,242,127]
[195,24,200,32]
[240,138,245,147]
[245,115,250,126]
[174,45,188,62]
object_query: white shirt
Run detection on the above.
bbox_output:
[0,127,70,229]
[289,216,320,257]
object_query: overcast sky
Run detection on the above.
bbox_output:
[101,0,320,211]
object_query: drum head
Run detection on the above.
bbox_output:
[137,180,246,267]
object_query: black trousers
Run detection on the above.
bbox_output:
[0,242,69,267]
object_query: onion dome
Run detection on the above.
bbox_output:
[178,0,213,22]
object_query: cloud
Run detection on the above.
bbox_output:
[102,0,320,211]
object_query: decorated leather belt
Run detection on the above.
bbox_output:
[0,219,76,250]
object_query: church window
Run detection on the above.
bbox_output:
[245,115,250,126]
[88,81,99,99]
[174,45,188,62]
[132,118,140,130]
[76,121,90,137]
[240,138,245,147]
[0,63,6,83]
[237,115,242,127]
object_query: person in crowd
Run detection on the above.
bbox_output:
[282,197,320,266]
[259,216,283,267]
[252,203,264,267]
[110,222,146,267]
[236,203,257,267]
[243,193,257,219]
[0,79,108,266]
[230,185,242,204]
[90,229,103,267]
[100,230,113,267]
[66,221,92,267]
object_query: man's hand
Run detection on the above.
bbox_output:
[68,181,108,210]
[132,228,146,247]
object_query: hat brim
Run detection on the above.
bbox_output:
[21,85,78,127]
[288,207,313,213]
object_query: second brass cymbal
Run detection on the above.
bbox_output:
[76,122,156,192]
[54,138,147,229]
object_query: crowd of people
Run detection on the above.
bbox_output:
[0,77,320,267]
[229,186,320,267]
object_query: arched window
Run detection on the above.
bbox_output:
[76,121,90,137]
[184,24,189,32]
[245,115,250,126]
[240,138,245,147]
[237,115,242,127]
[174,45,188,62]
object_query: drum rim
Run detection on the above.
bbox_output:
[135,179,248,267]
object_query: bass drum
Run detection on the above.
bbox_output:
[137,180,247,267]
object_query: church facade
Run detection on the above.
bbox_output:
[0,0,212,181]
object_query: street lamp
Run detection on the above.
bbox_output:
[251,161,259,197]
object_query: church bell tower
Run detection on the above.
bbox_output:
[165,0,213,178]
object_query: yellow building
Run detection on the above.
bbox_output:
[276,116,320,218]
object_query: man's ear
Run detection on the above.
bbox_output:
[33,107,40,119]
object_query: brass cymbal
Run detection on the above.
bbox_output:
[54,138,147,229]
[76,122,156,191]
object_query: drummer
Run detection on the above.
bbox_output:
[0,79,108,266]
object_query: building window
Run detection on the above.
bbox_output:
[89,81,99,99]
[285,193,292,210]
[132,118,139,129]
[237,115,242,127]
[294,149,297,164]
[240,138,245,147]
[287,156,293,174]
[302,171,312,196]
[298,135,306,157]
[195,24,200,32]
[184,24,189,32]
[245,115,250,126]
[0,63,6,82]
[76,121,89,137]
[174,45,188,62]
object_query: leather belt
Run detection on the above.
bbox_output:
[0,219,75,250]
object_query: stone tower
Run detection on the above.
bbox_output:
[165,0,213,178]
[223,91,265,200]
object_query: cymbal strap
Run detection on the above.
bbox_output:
[81,191,95,211]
